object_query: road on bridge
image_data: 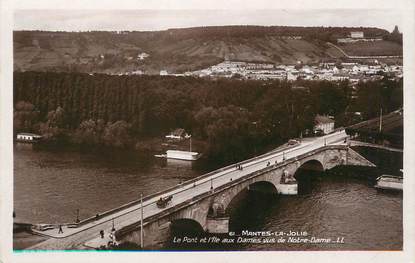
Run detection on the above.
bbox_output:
[28,130,348,250]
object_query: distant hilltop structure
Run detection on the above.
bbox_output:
[350,31,364,38]
[337,31,382,43]
[392,25,400,35]
[137,52,149,60]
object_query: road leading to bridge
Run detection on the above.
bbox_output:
[28,130,348,250]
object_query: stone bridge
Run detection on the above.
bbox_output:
[28,130,374,250]
[115,144,373,249]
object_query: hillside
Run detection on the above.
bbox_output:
[13,26,399,74]
[337,40,403,57]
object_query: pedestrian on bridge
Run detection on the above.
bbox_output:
[100,230,104,239]
[58,225,63,234]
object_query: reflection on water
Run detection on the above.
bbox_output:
[231,174,402,250]
[166,158,194,170]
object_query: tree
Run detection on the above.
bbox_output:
[73,119,105,146]
[13,101,39,133]
[39,106,67,141]
[102,120,132,148]
[203,105,252,163]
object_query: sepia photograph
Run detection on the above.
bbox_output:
[1,0,414,262]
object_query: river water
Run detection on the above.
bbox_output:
[14,147,402,250]
[14,147,203,224]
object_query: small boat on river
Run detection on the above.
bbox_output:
[374,175,403,191]
[155,135,200,161]
[165,150,200,161]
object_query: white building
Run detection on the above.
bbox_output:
[350,31,364,38]
[287,71,298,81]
[314,115,335,135]
[16,133,43,142]
[130,70,143,75]
[137,52,149,60]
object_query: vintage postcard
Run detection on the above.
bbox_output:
[1,0,414,262]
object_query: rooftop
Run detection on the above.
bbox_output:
[315,115,335,124]
[17,132,42,137]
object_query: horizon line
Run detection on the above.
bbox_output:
[12,24,393,33]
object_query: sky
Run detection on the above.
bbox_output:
[14,9,404,33]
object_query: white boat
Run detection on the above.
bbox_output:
[166,150,200,161]
[156,134,200,161]
[374,175,403,191]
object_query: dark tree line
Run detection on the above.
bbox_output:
[14,72,402,162]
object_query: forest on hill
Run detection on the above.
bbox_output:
[14,72,403,163]
[13,26,401,74]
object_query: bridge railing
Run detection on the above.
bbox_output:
[73,130,348,227]
[233,129,347,170]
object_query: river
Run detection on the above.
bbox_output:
[14,147,204,224]
[14,146,402,250]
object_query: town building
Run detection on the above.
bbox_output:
[137,52,149,60]
[16,133,43,142]
[314,115,335,135]
[188,60,402,82]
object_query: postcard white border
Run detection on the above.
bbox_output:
[1,0,414,262]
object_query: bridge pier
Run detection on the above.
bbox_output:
[206,216,229,233]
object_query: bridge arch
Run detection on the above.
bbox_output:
[163,218,205,249]
[294,159,324,178]
[248,181,279,194]
[209,179,279,218]
[169,218,204,237]
[294,159,325,194]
